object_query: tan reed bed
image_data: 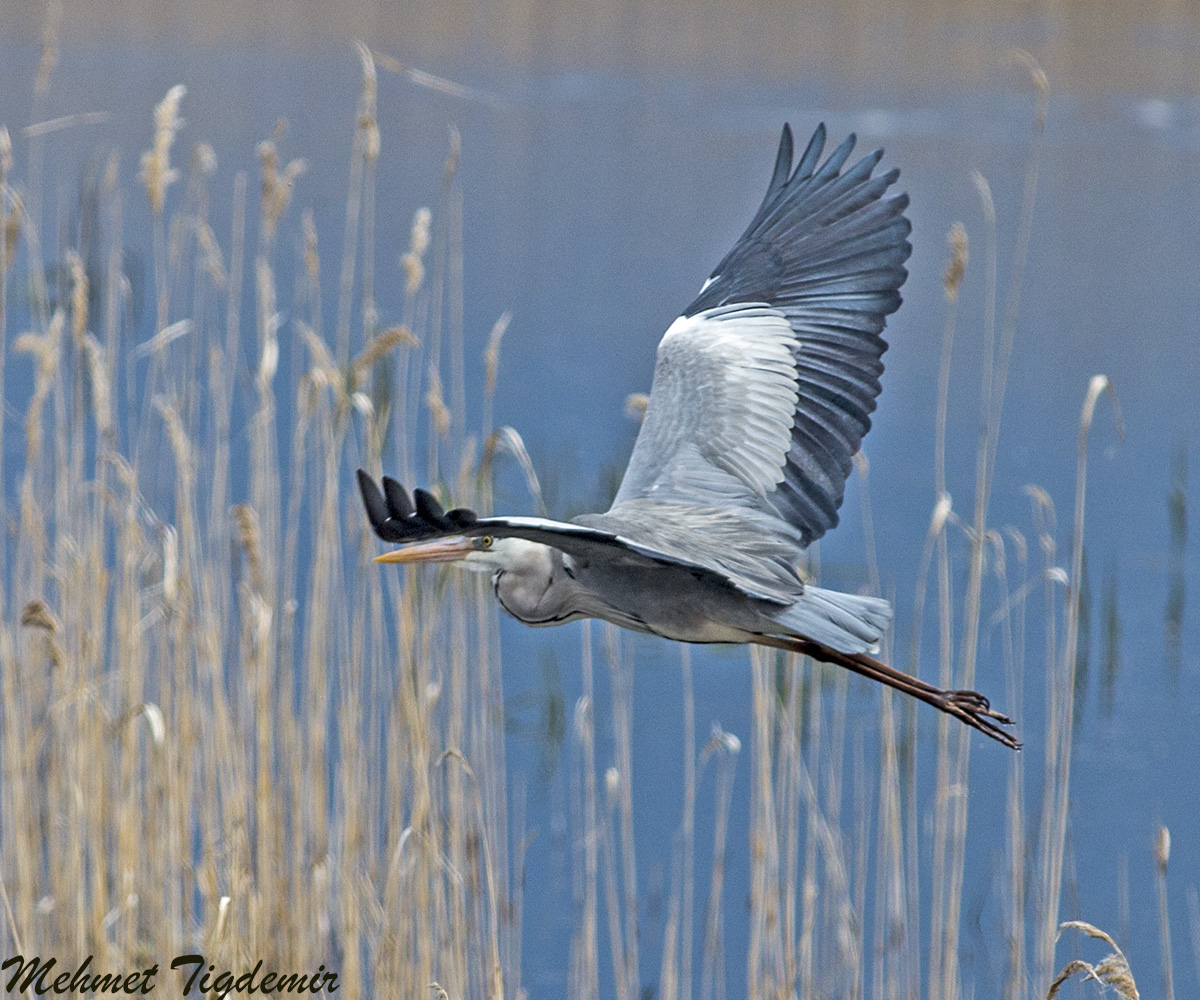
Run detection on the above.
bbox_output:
[0,35,522,1000]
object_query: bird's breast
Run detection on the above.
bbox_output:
[572,558,764,644]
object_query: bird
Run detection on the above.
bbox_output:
[358,123,1018,749]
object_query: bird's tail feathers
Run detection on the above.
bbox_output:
[772,585,892,655]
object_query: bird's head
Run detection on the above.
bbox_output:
[374,534,550,576]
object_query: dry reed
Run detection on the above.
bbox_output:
[0,41,519,1000]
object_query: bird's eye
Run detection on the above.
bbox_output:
[481,536,493,548]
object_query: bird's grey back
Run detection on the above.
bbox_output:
[573,499,805,603]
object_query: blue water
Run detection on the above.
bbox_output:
[2,14,1198,998]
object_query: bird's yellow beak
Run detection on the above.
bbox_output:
[374,536,475,565]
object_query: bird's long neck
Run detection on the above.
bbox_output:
[492,544,582,627]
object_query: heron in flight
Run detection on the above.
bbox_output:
[358,123,1018,748]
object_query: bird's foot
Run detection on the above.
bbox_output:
[945,689,1013,724]
[940,689,1021,749]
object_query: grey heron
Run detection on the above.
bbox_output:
[358,123,1018,749]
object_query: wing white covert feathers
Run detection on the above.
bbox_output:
[616,304,800,502]
[612,123,911,550]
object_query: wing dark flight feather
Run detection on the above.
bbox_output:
[674,123,911,547]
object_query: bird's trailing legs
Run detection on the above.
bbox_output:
[754,634,1021,750]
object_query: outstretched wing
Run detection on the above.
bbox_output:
[356,471,790,603]
[613,123,911,548]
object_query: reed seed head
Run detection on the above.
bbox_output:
[411,207,432,257]
[1005,526,1028,564]
[162,525,178,604]
[351,392,374,419]
[355,41,380,162]
[67,250,87,347]
[35,1,61,98]
[257,135,307,244]
[137,703,166,746]
[426,367,451,437]
[1049,922,1140,1000]
[20,598,60,632]
[103,150,119,194]
[84,334,113,440]
[214,896,231,941]
[944,223,968,302]
[483,312,510,396]
[154,397,194,483]
[605,767,620,806]
[191,141,217,176]
[195,219,228,289]
[140,84,186,215]
[16,309,65,466]
[1154,826,1170,873]
[302,209,320,281]
[1008,48,1050,133]
[444,125,462,187]
[351,326,418,391]
[258,335,279,392]
[402,207,432,295]
[3,190,24,274]
[232,503,265,596]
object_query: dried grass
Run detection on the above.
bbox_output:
[140,85,186,216]
[1047,922,1140,1000]
[0,41,505,1000]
